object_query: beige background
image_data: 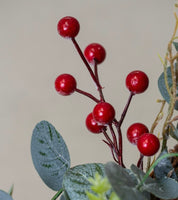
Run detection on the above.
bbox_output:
[0,0,177,199]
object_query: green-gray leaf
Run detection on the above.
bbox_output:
[0,190,13,200]
[31,121,70,191]
[105,162,150,200]
[63,163,105,200]
[154,149,177,180]
[169,123,178,141]
[130,164,178,199]
[173,41,178,51]
[158,66,178,110]
[144,178,178,199]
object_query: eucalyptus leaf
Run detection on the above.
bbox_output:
[130,164,155,185]
[158,66,178,110]
[63,163,105,200]
[0,190,13,200]
[130,164,178,199]
[31,121,70,191]
[143,177,178,199]
[169,123,178,141]
[173,41,178,51]
[105,162,150,200]
[154,149,177,180]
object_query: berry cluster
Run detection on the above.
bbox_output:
[55,16,160,167]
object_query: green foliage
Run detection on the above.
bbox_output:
[31,121,70,191]
[105,162,150,200]
[62,163,105,200]
[131,164,178,199]
[158,66,178,110]
[86,172,120,200]
[173,41,178,51]
[0,190,14,200]
[154,149,177,180]
[105,161,178,200]
[169,123,178,141]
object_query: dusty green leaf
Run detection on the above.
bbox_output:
[63,163,105,200]
[31,121,70,191]
[105,162,150,200]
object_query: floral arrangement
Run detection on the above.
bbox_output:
[1,4,178,200]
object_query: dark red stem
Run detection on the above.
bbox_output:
[71,38,102,90]
[118,92,134,127]
[94,60,105,102]
[113,92,134,167]
[103,140,119,164]
[75,88,100,103]
[137,154,144,169]
[117,127,125,167]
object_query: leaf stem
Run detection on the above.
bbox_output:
[51,189,64,200]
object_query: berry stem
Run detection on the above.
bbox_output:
[118,92,134,127]
[94,60,105,102]
[137,154,144,169]
[111,92,134,167]
[75,88,100,103]
[71,38,102,90]
[102,129,120,164]
[102,139,119,164]
[117,127,125,168]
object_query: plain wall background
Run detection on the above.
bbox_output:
[0,0,177,199]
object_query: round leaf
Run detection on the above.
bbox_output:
[63,163,105,200]
[0,190,13,200]
[31,120,70,191]
[158,66,178,110]
[105,162,150,200]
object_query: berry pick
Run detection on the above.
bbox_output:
[31,8,178,200]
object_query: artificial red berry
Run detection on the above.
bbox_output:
[125,70,149,94]
[55,74,77,96]
[137,133,160,156]
[57,16,80,38]
[127,123,149,145]
[84,43,106,64]
[92,102,115,125]
[85,113,105,134]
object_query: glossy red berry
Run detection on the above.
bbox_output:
[137,133,160,156]
[84,43,106,64]
[85,113,105,134]
[57,16,80,38]
[55,74,77,96]
[93,102,115,125]
[127,123,149,145]
[125,70,149,94]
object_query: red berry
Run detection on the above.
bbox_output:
[125,70,149,94]
[57,16,80,38]
[137,133,160,156]
[127,123,149,145]
[93,102,115,125]
[85,113,105,134]
[55,74,77,96]
[84,43,106,64]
